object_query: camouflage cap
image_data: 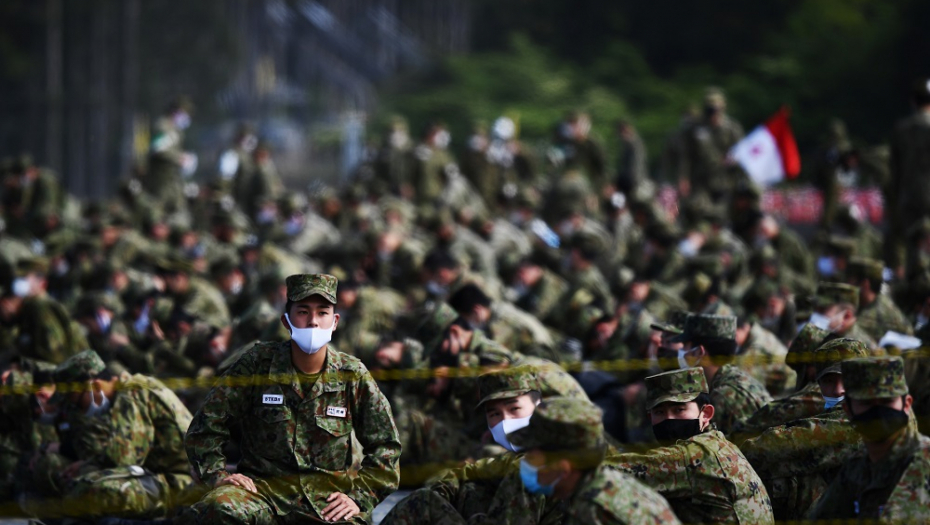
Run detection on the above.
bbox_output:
[813,338,870,381]
[814,282,860,310]
[155,253,197,275]
[508,397,606,452]
[704,86,726,109]
[785,323,832,367]
[669,314,736,342]
[650,311,691,335]
[847,256,884,283]
[53,349,106,386]
[476,365,542,408]
[842,356,908,400]
[645,368,709,410]
[823,235,857,257]
[285,274,337,304]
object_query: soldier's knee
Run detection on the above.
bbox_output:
[188,485,271,525]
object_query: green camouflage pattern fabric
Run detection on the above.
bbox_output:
[814,281,860,309]
[812,337,870,380]
[784,323,832,381]
[514,267,568,325]
[414,301,458,348]
[809,412,930,522]
[670,314,737,342]
[606,429,773,524]
[285,273,338,304]
[15,295,88,365]
[508,397,606,452]
[53,348,106,385]
[737,322,796,396]
[858,293,914,342]
[740,407,859,520]
[848,255,884,282]
[649,310,691,335]
[842,355,909,400]
[53,374,194,519]
[732,381,824,439]
[382,453,565,525]
[710,364,773,436]
[561,465,681,525]
[644,368,708,410]
[476,365,541,407]
[183,341,401,522]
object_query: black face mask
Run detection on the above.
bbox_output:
[653,418,702,443]
[850,405,909,443]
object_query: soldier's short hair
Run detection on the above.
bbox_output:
[423,250,459,272]
[448,283,491,314]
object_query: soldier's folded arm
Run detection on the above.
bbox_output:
[605,445,693,498]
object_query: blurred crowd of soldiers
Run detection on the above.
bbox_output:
[2,78,930,524]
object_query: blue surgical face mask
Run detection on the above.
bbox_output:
[85,387,110,418]
[823,395,845,410]
[519,458,561,496]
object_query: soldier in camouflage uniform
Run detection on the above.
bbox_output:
[847,256,912,341]
[511,253,569,328]
[739,338,868,520]
[180,274,401,524]
[734,317,796,397]
[382,366,559,525]
[605,368,773,524]
[31,350,193,521]
[677,87,745,201]
[887,78,930,273]
[809,355,930,522]
[156,254,231,331]
[146,98,194,213]
[733,323,837,437]
[810,280,876,347]
[671,314,772,435]
[0,257,88,367]
[508,397,681,525]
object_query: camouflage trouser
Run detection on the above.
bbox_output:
[395,409,476,484]
[20,465,189,521]
[176,484,360,525]
[382,477,559,525]
[380,488,468,525]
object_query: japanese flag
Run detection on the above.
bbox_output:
[730,106,801,187]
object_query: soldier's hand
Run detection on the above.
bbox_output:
[322,492,359,522]
[216,473,257,493]
[61,460,86,481]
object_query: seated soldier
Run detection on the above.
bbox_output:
[509,397,681,525]
[383,365,555,524]
[810,356,930,521]
[30,350,193,521]
[739,338,867,520]
[179,274,401,524]
[606,368,774,524]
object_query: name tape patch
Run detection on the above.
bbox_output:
[326,406,347,418]
[262,394,284,405]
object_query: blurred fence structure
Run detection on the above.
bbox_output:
[0,0,470,198]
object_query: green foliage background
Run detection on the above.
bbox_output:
[379,0,930,178]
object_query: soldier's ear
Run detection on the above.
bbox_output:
[280,314,291,334]
[904,394,914,414]
[331,312,339,331]
[699,404,714,429]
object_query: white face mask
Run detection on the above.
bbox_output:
[823,395,845,410]
[425,280,447,297]
[173,111,191,130]
[489,416,532,452]
[95,311,112,334]
[134,304,151,335]
[86,388,111,418]
[285,313,332,355]
[433,130,451,149]
[677,348,695,370]
[808,312,833,331]
[12,277,31,298]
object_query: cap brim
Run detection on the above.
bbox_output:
[816,364,842,381]
[647,392,701,410]
[475,389,532,409]
[650,322,682,335]
[667,331,690,343]
[289,289,337,304]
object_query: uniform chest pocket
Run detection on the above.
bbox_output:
[248,407,294,460]
[312,415,352,471]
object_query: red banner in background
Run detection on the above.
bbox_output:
[655,185,884,225]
